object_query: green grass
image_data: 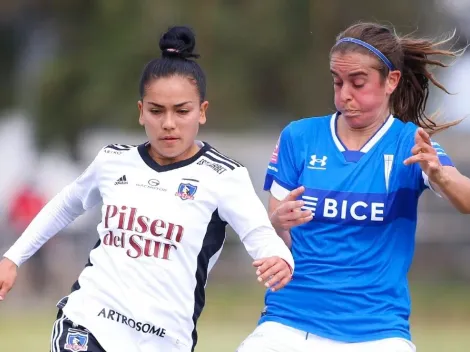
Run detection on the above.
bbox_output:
[1,283,470,351]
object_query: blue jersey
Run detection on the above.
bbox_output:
[261,113,453,342]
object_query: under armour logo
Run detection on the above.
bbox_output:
[308,155,327,170]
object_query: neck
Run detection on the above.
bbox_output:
[148,142,201,165]
[337,111,390,151]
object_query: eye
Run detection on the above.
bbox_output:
[150,109,162,115]
[178,110,190,114]
[352,77,367,87]
[333,80,343,87]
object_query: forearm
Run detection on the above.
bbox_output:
[240,224,294,272]
[272,223,292,248]
[431,167,470,214]
[4,188,86,266]
[268,195,292,248]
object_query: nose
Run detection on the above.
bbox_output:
[339,84,353,103]
[162,112,176,130]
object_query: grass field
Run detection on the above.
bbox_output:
[1,282,470,351]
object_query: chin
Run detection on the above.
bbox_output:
[154,139,197,162]
[343,114,363,125]
[342,113,376,129]
[160,149,184,160]
[152,144,180,159]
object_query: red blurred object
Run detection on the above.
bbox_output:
[8,185,46,234]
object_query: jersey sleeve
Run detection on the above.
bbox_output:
[430,140,454,167]
[3,149,104,266]
[419,140,454,195]
[264,124,300,200]
[218,167,295,271]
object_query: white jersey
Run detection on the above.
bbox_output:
[4,141,294,352]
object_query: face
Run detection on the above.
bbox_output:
[330,51,401,129]
[138,75,208,163]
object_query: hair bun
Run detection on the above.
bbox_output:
[159,26,200,59]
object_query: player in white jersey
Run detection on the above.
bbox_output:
[0,26,294,352]
[238,22,470,352]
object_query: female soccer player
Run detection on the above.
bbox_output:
[0,26,294,352]
[238,22,470,352]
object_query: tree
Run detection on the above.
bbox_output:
[4,0,430,157]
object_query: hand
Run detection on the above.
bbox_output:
[253,256,292,292]
[404,128,443,182]
[270,186,313,231]
[0,257,18,301]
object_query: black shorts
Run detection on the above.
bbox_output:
[50,310,106,352]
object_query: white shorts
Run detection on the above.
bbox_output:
[237,321,416,352]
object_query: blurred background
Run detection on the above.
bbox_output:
[1,0,470,351]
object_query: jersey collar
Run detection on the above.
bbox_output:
[330,112,395,153]
[138,141,211,172]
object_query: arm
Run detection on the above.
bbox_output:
[0,152,102,300]
[428,166,470,214]
[404,128,470,214]
[218,167,294,291]
[264,126,312,247]
[268,195,292,248]
[267,184,313,249]
[3,152,103,267]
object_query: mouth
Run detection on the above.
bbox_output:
[160,136,179,141]
[343,110,361,116]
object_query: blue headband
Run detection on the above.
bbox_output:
[336,37,396,71]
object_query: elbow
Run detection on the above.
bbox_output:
[455,202,470,214]
[458,206,470,215]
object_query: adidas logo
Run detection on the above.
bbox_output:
[115,175,128,185]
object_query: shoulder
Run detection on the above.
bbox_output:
[198,144,244,176]
[391,118,418,136]
[90,143,139,168]
[102,143,139,155]
[96,143,139,158]
[389,119,418,146]
[281,114,333,141]
[401,121,419,135]
[287,114,332,131]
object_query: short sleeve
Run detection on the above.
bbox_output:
[264,124,300,194]
[420,140,455,195]
[430,141,454,167]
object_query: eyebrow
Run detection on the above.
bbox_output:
[330,70,368,78]
[147,101,192,108]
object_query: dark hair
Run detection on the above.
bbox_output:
[139,26,206,102]
[330,22,465,134]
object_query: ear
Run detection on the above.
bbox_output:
[199,101,209,125]
[385,70,401,95]
[137,100,144,126]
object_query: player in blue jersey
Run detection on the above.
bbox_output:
[238,22,470,352]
